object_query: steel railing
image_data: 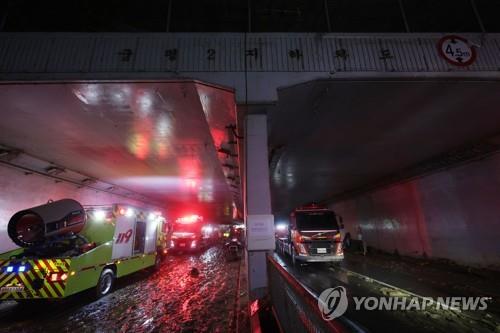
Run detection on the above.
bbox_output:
[267,254,355,333]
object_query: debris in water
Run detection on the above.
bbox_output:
[190,267,200,277]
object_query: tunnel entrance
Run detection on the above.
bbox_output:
[0,80,239,252]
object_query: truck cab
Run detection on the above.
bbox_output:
[169,215,213,252]
[283,204,344,265]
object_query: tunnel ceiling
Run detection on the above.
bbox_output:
[268,79,500,218]
[0,81,238,219]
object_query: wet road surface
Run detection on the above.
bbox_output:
[0,246,240,333]
[274,251,500,333]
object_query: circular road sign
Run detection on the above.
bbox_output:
[437,35,476,66]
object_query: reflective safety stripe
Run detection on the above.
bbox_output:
[38,260,50,273]
[0,260,11,281]
[0,272,15,287]
[0,258,72,299]
[32,260,52,297]
[45,259,59,272]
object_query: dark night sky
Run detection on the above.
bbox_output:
[1,0,499,32]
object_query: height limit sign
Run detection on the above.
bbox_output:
[437,35,476,66]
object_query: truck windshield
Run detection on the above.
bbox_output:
[295,211,339,231]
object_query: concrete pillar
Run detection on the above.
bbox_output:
[244,114,275,300]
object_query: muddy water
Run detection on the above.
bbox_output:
[0,246,240,333]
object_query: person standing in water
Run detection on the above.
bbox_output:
[357,225,367,256]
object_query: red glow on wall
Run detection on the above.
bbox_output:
[178,157,200,179]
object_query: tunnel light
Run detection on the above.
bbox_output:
[138,94,152,109]
[275,224,288,232]
[73,90,89,105]
[93,210,106,221]
[185,179,197,188]
[126,208,135,218]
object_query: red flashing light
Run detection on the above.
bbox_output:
[176,214,203,224]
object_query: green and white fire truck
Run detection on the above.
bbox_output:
[0,199,170,300]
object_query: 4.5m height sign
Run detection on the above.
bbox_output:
[437,35,477,66]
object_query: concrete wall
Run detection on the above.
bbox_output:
[0,165,158,253]
[331,153,500,268]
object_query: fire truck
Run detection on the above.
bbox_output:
[169,214,216,253]
[276,204,344,266]
[0,199,169,301]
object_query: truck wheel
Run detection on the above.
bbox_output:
[96,268,115,298]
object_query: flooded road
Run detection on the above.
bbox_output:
[0,246,240,333]
[273,251,500,333]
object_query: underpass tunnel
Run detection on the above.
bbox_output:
[263,79,500,268]
[240,78,500,332]
[1,35,500,332]
[0,80,240,253]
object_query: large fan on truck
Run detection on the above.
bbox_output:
[8,199,86,247]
